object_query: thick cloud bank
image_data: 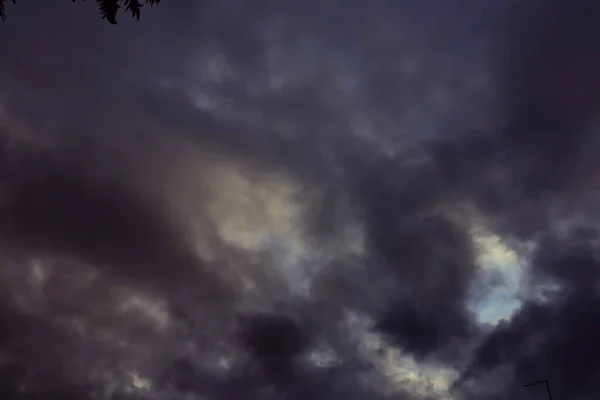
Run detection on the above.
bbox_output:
[1,0,600,399]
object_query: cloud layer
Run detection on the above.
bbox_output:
[1,0,600,399]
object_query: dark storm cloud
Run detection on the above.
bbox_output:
[3,0,600,399]
[356,173,479,362]
[451,0,600,398]
[0,4,504,400]
[488,0,600,212]
[455,229,600,400]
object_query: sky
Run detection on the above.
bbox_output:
[1,0,600,399]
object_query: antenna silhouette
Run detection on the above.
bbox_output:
[523,379,553,400]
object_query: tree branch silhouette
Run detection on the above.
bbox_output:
[0,0,162,23]
[0,0,15,21]
[523,380,554,400]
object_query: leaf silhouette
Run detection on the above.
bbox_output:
[1,0,162,23]
[96,0,120,24]
[124,0,142,21]
[0,0,16,21]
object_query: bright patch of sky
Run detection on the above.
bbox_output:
[469,228,525,324]
[473,290,521,325]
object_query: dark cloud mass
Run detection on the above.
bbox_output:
[2,0,600,399]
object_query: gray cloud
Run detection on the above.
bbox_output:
[2,0,600,399]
